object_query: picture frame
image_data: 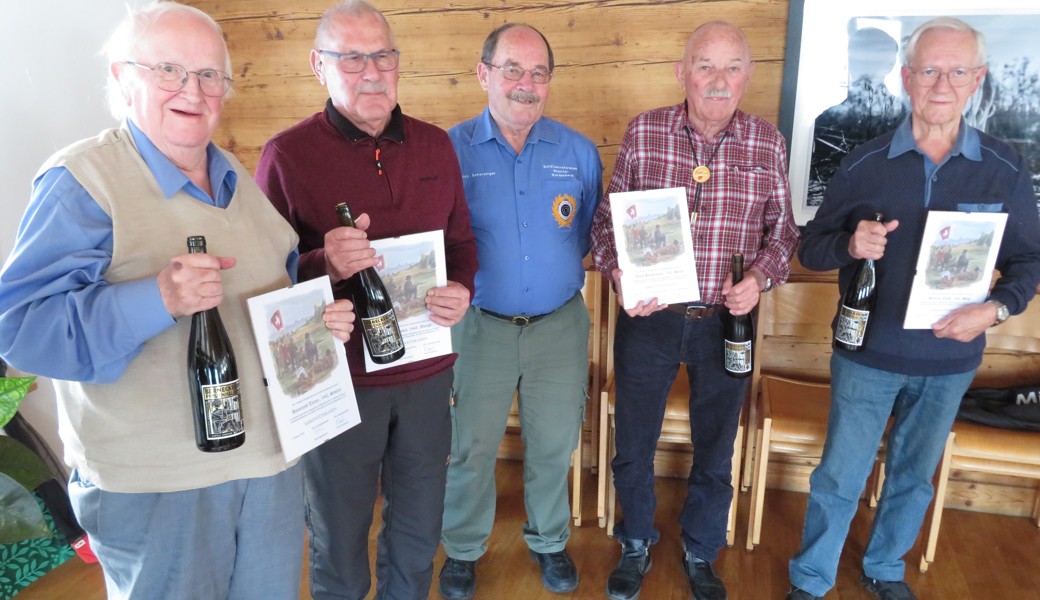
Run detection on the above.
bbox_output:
[778,0,1040,225]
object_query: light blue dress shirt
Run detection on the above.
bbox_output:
[0,120,297,383]
[449,108,602,316]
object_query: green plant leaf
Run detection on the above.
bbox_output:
[0,377,35,428]
[0,436,53,492]
[0,473,49,544]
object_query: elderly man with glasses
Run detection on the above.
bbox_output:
[0,3,356,598]
[436,22,602,600]
[254,1,477,599]
[787,16,1040,600]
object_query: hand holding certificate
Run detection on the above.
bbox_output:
[608,187,701,309]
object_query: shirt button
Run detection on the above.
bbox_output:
[519,191,525,196]
[522,221,528,227]
[524,256,530,261]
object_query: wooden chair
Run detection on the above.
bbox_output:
[504,269,605,526]
[918,297,1040,572]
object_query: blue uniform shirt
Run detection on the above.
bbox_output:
[0,120,297,383]
[449,108,602,316]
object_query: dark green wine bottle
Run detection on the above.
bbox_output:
[834,212,885,352]
[723,252,753,378]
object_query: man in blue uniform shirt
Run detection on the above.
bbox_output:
[438,22,603,600]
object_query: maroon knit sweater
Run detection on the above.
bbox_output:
[256,101,477,387]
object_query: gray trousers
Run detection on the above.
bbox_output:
[303,369,453,600]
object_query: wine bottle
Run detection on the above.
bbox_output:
[834,212,885,352]
[186,235,244,452]
[335,202,406,364]
[723,252,754,378]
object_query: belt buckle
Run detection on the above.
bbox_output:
[510,315,531,326]
[685,305,710,319]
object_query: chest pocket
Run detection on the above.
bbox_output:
[957,203,1004,213]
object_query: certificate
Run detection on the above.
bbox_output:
[609,187,700,309]
[362,230,452,372]
[247,276,360,461]
[903,211,1007,329]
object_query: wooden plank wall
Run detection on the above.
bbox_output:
[185,0,790,177]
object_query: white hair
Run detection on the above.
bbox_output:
[903,16,986,68]
[104,1,232,119]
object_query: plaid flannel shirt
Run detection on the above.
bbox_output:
[590,103,799,305]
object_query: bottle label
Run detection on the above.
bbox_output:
[835,305,869,347]
[724,340,752,374]
[361,309,405,357]
[201,379,244,440]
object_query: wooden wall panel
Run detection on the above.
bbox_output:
[186,0,790,175]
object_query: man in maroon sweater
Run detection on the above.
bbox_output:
[254,2,477,599]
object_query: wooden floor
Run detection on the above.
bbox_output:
[17,459,1040,599]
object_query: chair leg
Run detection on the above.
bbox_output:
[746,420,772,550]
[741,390,758,492]
[571,444,582,526]
[597,389,611,528]
[919,432,955,573]
[1034,485,1040,527]
[607,419,617,535]
[869,459,886,508]
[727,421,744,546]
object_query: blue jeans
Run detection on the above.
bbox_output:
[69,464,304,600]
[789,353,975,596]
[611,308,746,562]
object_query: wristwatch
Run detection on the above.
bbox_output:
[986,299,1009,326]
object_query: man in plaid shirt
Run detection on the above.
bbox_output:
[590,21,798,600]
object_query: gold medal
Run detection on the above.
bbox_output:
[692,165,711,184]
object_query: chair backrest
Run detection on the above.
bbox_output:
[975,291,1040,387]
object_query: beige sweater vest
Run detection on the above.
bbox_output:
[47,127,299,492]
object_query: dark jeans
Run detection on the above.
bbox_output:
[611,309,746,562]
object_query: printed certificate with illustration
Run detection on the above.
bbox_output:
[362,230,451,373]
[609,187,700,310]
[903,211,1007,329]
[247,276,360,461]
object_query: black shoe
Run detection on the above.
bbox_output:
[606,538,652,600]
[438,557,477,600]
[786,587,824,600]
[530,549,579,594]
[860,575,917,600]
[682,550,727,600]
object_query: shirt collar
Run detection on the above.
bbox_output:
[325,98,406,143]
[125,119,236,205]
[888,116,982,161]
[469,107,557,148]
[676,101,744,143]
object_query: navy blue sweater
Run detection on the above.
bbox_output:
[799,119,1040,376]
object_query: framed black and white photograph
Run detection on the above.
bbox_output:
[779,0,1040,225]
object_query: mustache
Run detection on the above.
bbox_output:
[704,88,732,99]
[508,90,539,103]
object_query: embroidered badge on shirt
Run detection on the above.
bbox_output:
[552,194,576,228]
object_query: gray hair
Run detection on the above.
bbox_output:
[903,16,986,67]
[480,23,555,73]
[315,0,397,49]
[104,2,232,120]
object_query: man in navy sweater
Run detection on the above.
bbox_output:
[787,17,1040,600]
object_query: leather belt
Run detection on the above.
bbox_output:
[663,303,723,320]
[480,308,551,326]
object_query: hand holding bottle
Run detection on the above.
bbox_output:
[721,267,763,316]
[324,211,377,284]
[849,217,899,261]
[158,252,237,318]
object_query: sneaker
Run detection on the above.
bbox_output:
[860,575,918,600]
[786,587,824,600]
[438,557,477,600]
[530,549,579,593]
[682,550,727,600]
[606,538,652,600]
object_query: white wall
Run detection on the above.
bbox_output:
[1,1,148,467]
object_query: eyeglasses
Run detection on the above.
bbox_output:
[484,62,552,84]
[124,61,232,97]
[910,66,982,88]
[317,49,400,73]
